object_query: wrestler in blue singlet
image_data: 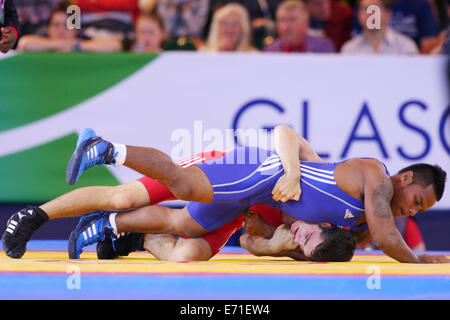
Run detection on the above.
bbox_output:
[187,146,389,233]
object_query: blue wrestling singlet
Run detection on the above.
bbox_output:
[187,147,389,232]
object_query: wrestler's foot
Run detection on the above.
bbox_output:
[1,206,49,259]
[66,128,116,185]
[96,232,144,259]
[68,211,116,259]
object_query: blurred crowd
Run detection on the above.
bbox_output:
[3,1,439,251]
[10,0,450,55]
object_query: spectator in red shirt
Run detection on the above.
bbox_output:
[74,0,139,40]
[263,0,335,53]
[359,216,426,251]
[305,0,354,51]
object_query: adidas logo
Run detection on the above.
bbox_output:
[5,219,18,234]
[86,146,98,161]
[19,209,32,218]
[17,209,33,220]
[82,224,98,241]
[5,209,33,234]
[344,209,354,219]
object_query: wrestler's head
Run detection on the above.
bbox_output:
[390,164,446,218]
[290,221,356,261]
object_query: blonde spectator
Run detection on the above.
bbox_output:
[201,3,258,52]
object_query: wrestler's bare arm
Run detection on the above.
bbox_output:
[272,125,323,203]
[240,211,307,261]
[240,225,307,261]
[362,162,434,263]
[354,230,372,244]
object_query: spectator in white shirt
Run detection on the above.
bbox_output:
[341,0,418,54]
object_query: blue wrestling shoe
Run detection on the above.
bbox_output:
[68,211,116,259]
[66,128,116,185]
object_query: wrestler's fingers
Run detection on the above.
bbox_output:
[292,190,301,201]
[272,188,281,201]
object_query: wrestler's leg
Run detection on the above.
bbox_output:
[115,205,208,238]
[122,146,213,203]
[143,234,212,261]
[40,181,149,219]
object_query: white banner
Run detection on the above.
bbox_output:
[5,52,449,208]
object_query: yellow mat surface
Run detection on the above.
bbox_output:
[1,251,449,276]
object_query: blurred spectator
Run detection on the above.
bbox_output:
[126,13,165,52]
[17,2,121,52]
[429,0,450,54]
[240,0,282,49]
[430,0,449,32]
[430,24,450,53]
[353,0,439,53]
[156,0,209,49]
[74,0,139,41]
[342,0,418,54]
[200,3,257,52]
[207,0,278,49]
[263,0,335,53]
[1,0,21,53]
[398,217,426,251]
[389,0,439,53]
[305,0,354,51]
[138,0,158,14]
[14,0,57,36]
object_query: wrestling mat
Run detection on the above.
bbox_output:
[0,241,448,300]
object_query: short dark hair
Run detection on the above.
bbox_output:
[310,226,356,262]
[398,164,447,201]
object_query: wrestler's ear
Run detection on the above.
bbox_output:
[320,222,332,228]
[400,170,414,186]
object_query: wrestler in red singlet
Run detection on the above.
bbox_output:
[138,150,283,257]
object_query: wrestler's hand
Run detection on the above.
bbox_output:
[244,210,275,239]
[417,254,450,264]
[268,225,299,252]
[0,28,17,53]
[272,173,301,202]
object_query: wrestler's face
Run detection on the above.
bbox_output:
[391,171,437,217]
[290,220,331,258]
